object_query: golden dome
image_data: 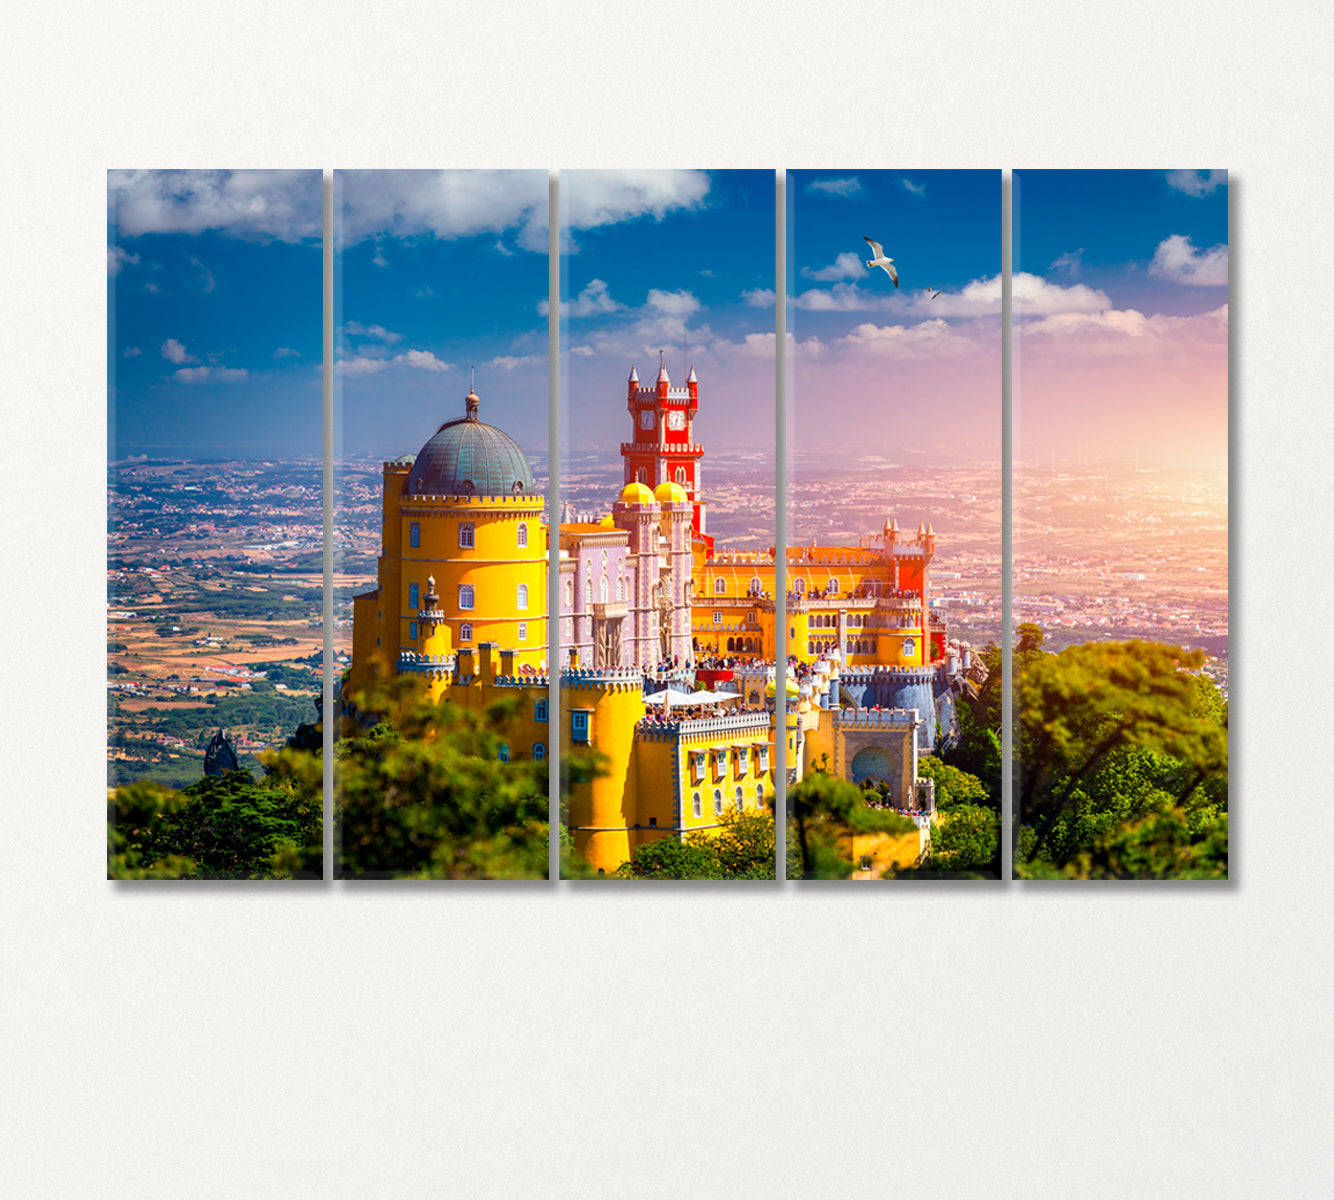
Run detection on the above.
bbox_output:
[618,481,655,505]
[598,514,615,528]
[654,480,687,503]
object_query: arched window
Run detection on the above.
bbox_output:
[756,783,764,809]
[902,637,916,658]
[458,522,474,548]
[408,582,419,608]
[715,578,726,595]
[533,743,545,762]
[458,585,474,611]
[726,637,735,652]
[675,467,686,484]
[409,522,420,548]
[749,576,762,596]
[535,698,548,722]
[692,791,702,819]
[564,579,574,608]
[517,583,528,610]
[517,522,528,549]
[517,622,527,641]
[713,788,723,816]
[637,467,647,484]
[601,549,608,569]
[793,578,805,595]
[498,744,509,763]
[600,575,609,603]
[409,621,418,641]
[459,623,472,642]
[616,575,624,602]
[735,784,744,811]
[827,577,839,594]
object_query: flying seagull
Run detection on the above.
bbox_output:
[927,286,943,299]
[863,236,898,287]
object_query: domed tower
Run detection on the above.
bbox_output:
[349,386,548,699]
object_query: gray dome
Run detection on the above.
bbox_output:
[405,390,535,497]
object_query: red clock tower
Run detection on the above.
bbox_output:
[620,355,707,535]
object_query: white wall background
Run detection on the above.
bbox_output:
[3,3,1330,1196]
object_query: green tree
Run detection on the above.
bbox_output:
[921,802,998,875]
[612,808,776,879]
[917,756,989,809]
[613,837,722,879]
[787,769,916,880]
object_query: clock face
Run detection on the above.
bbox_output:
[667,410,686,431]
[639,409,654,430]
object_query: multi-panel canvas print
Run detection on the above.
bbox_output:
[558,170,778,878]
[107,170,324,879]
[1012,169,1229,879]
[332,170,553,879]
[784,170,1003,879]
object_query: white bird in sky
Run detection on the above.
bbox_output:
[863,236,898,287]
[927,286,943,299]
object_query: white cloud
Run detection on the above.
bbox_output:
[413,284,435,299]
[493,240,514,257]
[371,244,388,267]
[107,247,139,275]
[161,338,196,364]
[801,251,863,282]
[743,288,775,308]
[1050,249,1083,277]
[646,288,700,317]
[1166,170,1227,197]
[539,278,623,318]
[336,349,455,377]
[712,331,826,360]
[344,321,403,343]
[123,346,142,358]
[1016,304,1228,356]
[273,347,300,360]
[174,365,248,384]
[489,354,541,371]
[570,345,595,357]
[838,319,979,359]
[915,272,1111,317]
[1148,234,1228,286]
[189,256,216,293]
[561,170,710,232]
[901,178,926,197]
[805,177,862,198]
[791,282,889,311]
[109,170,322,241]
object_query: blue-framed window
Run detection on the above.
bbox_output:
[571,710,590,744]
[498,744,509,763]
[458,585,474,611]
[409,522,420,548]
[409,621,418,640]
[459,522,474,548]
[533,743,545,762]
[535,698,548,722]
[517,522,528,549]
[459,623,472,642]
[516,583,528,610]
[408,582,419,608]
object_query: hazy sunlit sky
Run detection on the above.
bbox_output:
[108,170,323,459]
[1016,169,1228,470]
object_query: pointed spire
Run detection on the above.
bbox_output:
[916,521,925,538]
[687,365,697,383]
[657,349,670,383]
[628,364,639,383]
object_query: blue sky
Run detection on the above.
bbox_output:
[108,170,323,459]
[559,169,775,454]
[785,169,1002,460]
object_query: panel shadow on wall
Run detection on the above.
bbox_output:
[334,170,553,880]
[557,169,778,880]
[785,169,1002,880]
[107,169,324,880]
[1012,169,1229,880]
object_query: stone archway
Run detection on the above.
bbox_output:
[849,745,895,786]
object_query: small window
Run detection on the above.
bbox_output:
[902,637,916,658]
[713,788,723,816]
[859,855,873,872]
[460,623,472,642]
[459,522,474,548]
[828,577,839,594]
[408,582,419,608]
[599,576,608,604]
[756,783,764,808]
[637,467,647,484]
[564,579,574,608]
[409,522,420,548]
[571,710,590,744]
[535,698,548,722]
[458,585,475,611]
[737,748,748,772]
[713,611,722,625]
[648,816,657,827]
[714,578,726,594]
[517,522,528,549]
[793,578,805,595]
[517,583,528,610]
[675,467,686,484]
[735,785,744,811]
[616,576,624,602]
[533,743,545,762]
[517,622,527,641]
[409,621,418,641]
[692,791,702,818]
[498,744,509,763]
